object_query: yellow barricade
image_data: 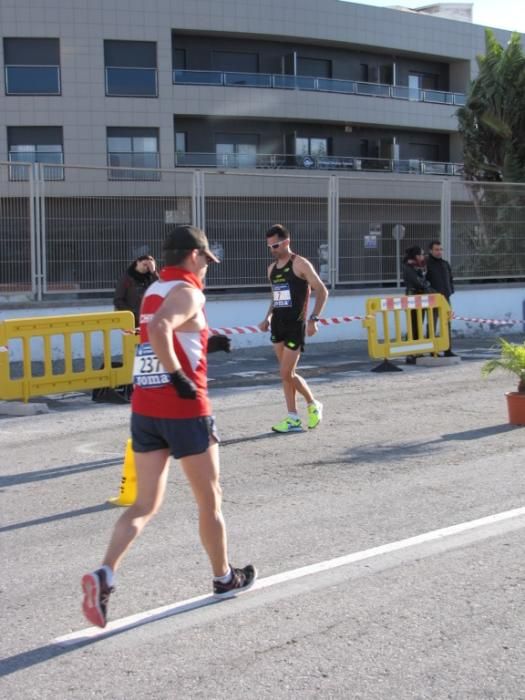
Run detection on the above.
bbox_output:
[0,311,136,402]
[362,293,451,360]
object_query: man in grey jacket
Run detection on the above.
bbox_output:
[426,240,456,356]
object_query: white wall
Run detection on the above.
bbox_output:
[1,286,523,361]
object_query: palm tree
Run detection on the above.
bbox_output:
[457,30,525,183]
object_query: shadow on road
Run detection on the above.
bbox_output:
[0,503,114,533]
[441,424,522,440]
[0,457,121,488]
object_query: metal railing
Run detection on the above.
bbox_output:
[8,151,64,181]
[173,69,466,106]
[175,152,463,176]
[105,66,158,97]
[107,152,161,180]
[4,65,61,95]
[0,162,523,299]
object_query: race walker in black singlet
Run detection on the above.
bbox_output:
[270,254,311,351]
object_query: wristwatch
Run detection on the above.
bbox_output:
[309,314,320,322]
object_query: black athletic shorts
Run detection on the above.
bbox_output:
[131,413,220,459]
[270,316,305,352]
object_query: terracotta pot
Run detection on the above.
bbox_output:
[506,391,525,426]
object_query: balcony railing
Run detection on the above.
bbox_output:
[105,66,158,97]
[8,151,64,180]
[5,65,61,95]
[175,152,464,175]
[173,69,466,106]
[107,152,161,180]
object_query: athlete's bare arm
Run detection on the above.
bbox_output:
[293,256,329,318]
[148,285,203,372]
[258,262,276,331]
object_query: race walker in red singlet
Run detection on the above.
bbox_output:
[132,266,211,420]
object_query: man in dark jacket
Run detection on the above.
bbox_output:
[114,255,159,326]
[426,240,456,356]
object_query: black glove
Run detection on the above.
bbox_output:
[207,334,231,354]
[169,370,197,399]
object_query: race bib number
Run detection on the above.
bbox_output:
[272,282,292,307]
[133,343,170,388]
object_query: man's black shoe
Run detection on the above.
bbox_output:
[213,564,257,599]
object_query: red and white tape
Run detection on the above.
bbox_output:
[380,294,437,311]
[451,314,522,327]
[2,312,521,352]
[209,315,367,336]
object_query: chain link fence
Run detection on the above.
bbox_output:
[0,162,524,300]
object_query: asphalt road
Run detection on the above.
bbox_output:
[1,339,524,699]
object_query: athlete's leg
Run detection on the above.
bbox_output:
[278,346,317,410]
[273,342,297,412]
[102,448,170,572]
[180,441,229,577]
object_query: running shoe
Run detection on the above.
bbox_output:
[271,417,303,433]
[307,401,323,429]
[81,568,114,628]
[213,564,257,599]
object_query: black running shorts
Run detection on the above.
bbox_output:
[270,316,305,352]
[131,414,220,459]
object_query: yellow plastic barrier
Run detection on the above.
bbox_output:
[0,311,136,402]
[362,293,451,361]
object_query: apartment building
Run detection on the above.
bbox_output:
[1,1,521,298]
[0,0,514,183]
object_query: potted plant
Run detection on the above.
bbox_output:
[482,338,525,425]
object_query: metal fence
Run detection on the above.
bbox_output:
[1,162,524,300]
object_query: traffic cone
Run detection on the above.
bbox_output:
[108,438,137,506]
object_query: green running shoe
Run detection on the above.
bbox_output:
[307,401,323,429]
[271,417,303,433]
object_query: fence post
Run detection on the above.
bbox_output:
[29,163,38,300]
[30,162,45,301]
[328,175,339,288]
[192,170,206,230]
[440,179,452,258]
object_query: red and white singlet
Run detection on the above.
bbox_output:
[131,266,211,419]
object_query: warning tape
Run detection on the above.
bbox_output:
[209,315,367,336]
[2,312,521,352]
[381,294,436,311]
[451,314,522,327]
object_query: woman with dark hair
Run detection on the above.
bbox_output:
[114,255,159,326]
[402,246,435,364]
[94,256,159,404]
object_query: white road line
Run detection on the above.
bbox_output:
[54,505,525,647]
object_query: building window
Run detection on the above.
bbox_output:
[4,38,61,95]
[107,127,160,180]
[104,40,158,97]
[212,51,258,73]
[175,131,187,164]
[215,133,258,168]
[297,57,331,78]
[173,48,186,70]
[295,137,329,157]
[7,126,64,180]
